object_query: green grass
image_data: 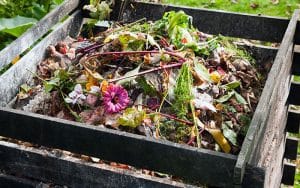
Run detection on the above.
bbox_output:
[162,0,300,17]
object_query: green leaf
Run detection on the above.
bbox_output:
[116,65,141,85]
[216,91,234,103]
[234,91,247,104]
[194,60,212,82]
[44,78,60,93]
[222,122,238,146]
[20,84,32,93]
[0,16,37,37]
[222,81,240,90]
[117,107,146,128]
[118,33,145,51]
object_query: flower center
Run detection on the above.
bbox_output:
[112,96,119,104]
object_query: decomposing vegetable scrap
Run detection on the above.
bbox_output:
[14,10,268,154]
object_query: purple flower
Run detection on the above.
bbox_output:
[65,84,86,105]
[103,84,130,114]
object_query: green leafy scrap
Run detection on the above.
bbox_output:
[222,121,238,146]
[118,107,146,128]
[194,60,212,82]
[173,63,193,118]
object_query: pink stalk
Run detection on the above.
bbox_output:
[86,50,186,62]
[108,62,183,83]
[138,105,194,126]
[156,111,194,126]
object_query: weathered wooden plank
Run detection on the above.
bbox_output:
[0,11,83,106]
[284,136,299,160]
[289,81,300,105]
[0,107,237,187]
[0,0,81,69]
[234,9,299,185]
[286,109,300,133]
[0,173,38,188]
[241,165,265,188]
[0,141,192,188]
[281,161,296,186]
[119,1,289,42]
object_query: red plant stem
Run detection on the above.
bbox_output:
[156,111,194,126]
[108,62,183,83]
[77,43,102,54]
[86,50,187,62]
[134,104,194,126]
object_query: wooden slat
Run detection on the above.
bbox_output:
[0,141,190,188]
[281,161,296,185]
[0,0,81,69]
[0,107,237,187]
[286,109,300,133]
[0,173,38,188]
[241,166,265,188]
[234,9,299,185]
[118,1,289,42]
[0,11,83,106]
[289,81,300,105]
[284,136,299,160]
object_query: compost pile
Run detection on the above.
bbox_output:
[14,11,266,154]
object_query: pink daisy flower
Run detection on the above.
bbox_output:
[103,84,130,113]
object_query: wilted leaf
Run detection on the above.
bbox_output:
[206,128,231,153]
[216,91,234,103]
[116,65,141,85]
[222,81,240,90]
[118,33,145,51]
[194,61,212,82]
[234,91,247,104]
[117,107,146,128]
[222,122,237,146]
[20,84,32,93]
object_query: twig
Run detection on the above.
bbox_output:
[108,62,183,83]
[86,50,186,62]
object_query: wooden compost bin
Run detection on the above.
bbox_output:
[0,1,299,187]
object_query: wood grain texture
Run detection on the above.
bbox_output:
[0,141,191,188]
[0,0,81,69]
[234,9,299,185]
[0,107,236,187]
[0,11,83,106]
[0,173,38,188]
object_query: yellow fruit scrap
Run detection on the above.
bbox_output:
[210,71,221,83]
[206,128,231,153]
